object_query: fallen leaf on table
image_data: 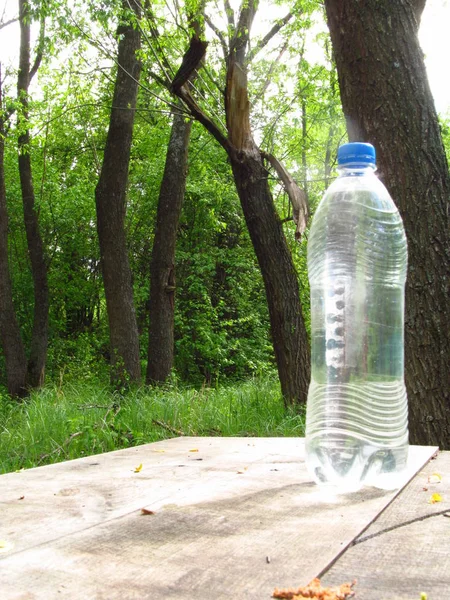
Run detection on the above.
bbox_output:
[427,473,442,484]
[0,540,14,554]
[189,448,199,453]
[133,463,143,473]
[273,577,356,599]
[429,493,442,504]
[140,508,155,516]
[152,449,165,453]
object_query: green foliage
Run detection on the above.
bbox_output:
[440,114,450,164]
[0,0,348,390]
[173,127,274,383]
[0,377,305,473]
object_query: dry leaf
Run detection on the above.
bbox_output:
[273,577,356,600]
[429,493,442,504]
[133,463,143,473]
[0,540,14,554]
[189,448,199,453]
[140,508,155,516]
[427,473,442,484]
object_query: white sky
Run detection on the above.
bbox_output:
[0,0,449,115]
[419,0,450,115]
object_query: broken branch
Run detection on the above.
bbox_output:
[262,151,309,240]
[170,36,209,93]
[170,36,233,154]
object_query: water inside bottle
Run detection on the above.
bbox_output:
[305,169,409,492]
[306,380,408,492]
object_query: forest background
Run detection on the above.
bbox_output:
[0,0,449,472]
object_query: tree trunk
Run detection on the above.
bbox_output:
[230,145,310,403]
[0,76,27,397]
[146,110,192,383]
[325,0,450,448]
[226,24,310,405]
[95,0,142,386]
[17,0,48,388]
[170,4,311,404]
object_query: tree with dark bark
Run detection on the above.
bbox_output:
[324,0,450,449]
[146,108,192,383]
[150,0,311,404]
[95,0,142,386]
[146,8,204,384]
[0,65,27,397]
[17,0,48,388]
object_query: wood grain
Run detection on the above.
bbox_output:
[0,437,437,599]
[321,450,450,599]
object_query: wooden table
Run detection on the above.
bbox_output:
[0,437,448,599]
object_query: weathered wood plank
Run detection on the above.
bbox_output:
[0,438,437,599]
[322,451,450,599]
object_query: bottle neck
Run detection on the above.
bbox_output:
[337,164,377,176]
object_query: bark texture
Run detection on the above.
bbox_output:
[230,147,310,402]
[95,0,142,385]
[325,0,450,448]
[146,111,192,383]
[224,2,310,404]
[170,1,311,404]
[0,78,27,397]
[17,0,48,388]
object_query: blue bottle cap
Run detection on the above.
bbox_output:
[338,142,376,166]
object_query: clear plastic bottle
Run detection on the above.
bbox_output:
[305,142,409,492]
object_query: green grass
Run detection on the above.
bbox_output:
[0,377,305,474]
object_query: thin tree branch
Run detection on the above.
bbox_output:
[140,0,174,86]
[29,14,45,82]
[37,432,83,465]
[0,16,18,31]
[188,75,227,131]
[175,85,232,154]
[0,63,15,128]
[202,63,225,96]
[253,41,288,104]
[205,14,228,61]
[247,12,293,64]
[152,419,184,436]
[223,0,235,30]
[163,0,188,35]
[67,12,188,116]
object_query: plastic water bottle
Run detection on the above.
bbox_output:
[305,142,409,492]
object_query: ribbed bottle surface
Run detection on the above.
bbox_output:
[305,166,409,492]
